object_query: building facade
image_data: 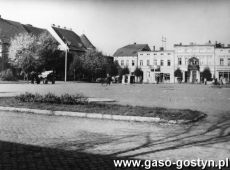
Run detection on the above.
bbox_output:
[113,43,151,73]
[137,49,175,83]
[114,43,230,84]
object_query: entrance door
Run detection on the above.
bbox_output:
[192,71,197,83]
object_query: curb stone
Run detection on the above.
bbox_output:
[0,106,206,124]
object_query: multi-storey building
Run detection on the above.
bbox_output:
[174,43,215,83]
[114,42,230,84]
[113,43,151,73]
[138,49,175,83]
[215,45,230,82]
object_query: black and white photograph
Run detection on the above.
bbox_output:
[0,0,230,169]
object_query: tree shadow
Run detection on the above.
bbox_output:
[108,112,230,158]
[0,140,226,170]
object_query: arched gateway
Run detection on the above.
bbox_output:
[187,57,200,83]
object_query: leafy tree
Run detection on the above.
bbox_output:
[134,67,143,77]
[121,66,130,75]
[8,33,38,79]
[201,67,212,81]
[8,32,58,80]
[105,60,121,77]
[69,54,84,80]
[174,68,182,78]
[36,32,59,71]
[134,67,143,82]
[80,50,107,81]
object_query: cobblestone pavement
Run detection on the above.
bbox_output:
[0,110,229,169]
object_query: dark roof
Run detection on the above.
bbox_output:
[80,34,96,50]
[52,26,86,52]
[0,18,27,43]
[22,24,47,36]
[113,44,151,56]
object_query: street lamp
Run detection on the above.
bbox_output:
[64,46,69,82]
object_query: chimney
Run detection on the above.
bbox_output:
[153,46,155,51]
[64,26,66,29]
[58,25,60,28]
[134,42,136,45]
[160,47,164,51]
[52,24,55,27]
[227,44,230,48]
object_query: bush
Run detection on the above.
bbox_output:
[0,69,17,81]
[43,93,60,103]
[16,92,35,102]
[16,92,88,105]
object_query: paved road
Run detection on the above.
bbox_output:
[0,82,229,117]
[0,110,229,169]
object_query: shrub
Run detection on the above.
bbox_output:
[43,93,60,104]
[16,92,88,105]
[16,92,35,102]
[0,69,17,81]
[60,94,87,105]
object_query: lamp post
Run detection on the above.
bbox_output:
[64,44,69,82]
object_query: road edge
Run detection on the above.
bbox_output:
[0,106,206,124]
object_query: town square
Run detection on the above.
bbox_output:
[0,0,230,169]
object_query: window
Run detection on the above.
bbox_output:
[132,60,135,66]
[154,53,157,55]
[147,60,150,66]
[140,53,143,55]
[167,60,171,66]
[121,60,124,66]
[154,59,157,65]
[147,53,150,55]
[220,58,224,66]
[160,60,164,66]
[160,53,164,55]
[178,58,182,65]
[126,60,129,66]
[185,58,188,65]
[228,58,230,66]
[167,53,171,55]
[140,60,143,66]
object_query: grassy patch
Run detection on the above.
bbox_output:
[0,94,205,121]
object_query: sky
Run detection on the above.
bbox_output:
[0,0,230,55]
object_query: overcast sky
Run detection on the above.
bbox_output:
[0,0,230,55]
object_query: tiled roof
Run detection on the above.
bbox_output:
[113,44,151,56]
[22,24,47,36]
[52,26,86,52]
[0,18,27,43]
[80,34,96,50]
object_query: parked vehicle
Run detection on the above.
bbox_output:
[38,71,55,84]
